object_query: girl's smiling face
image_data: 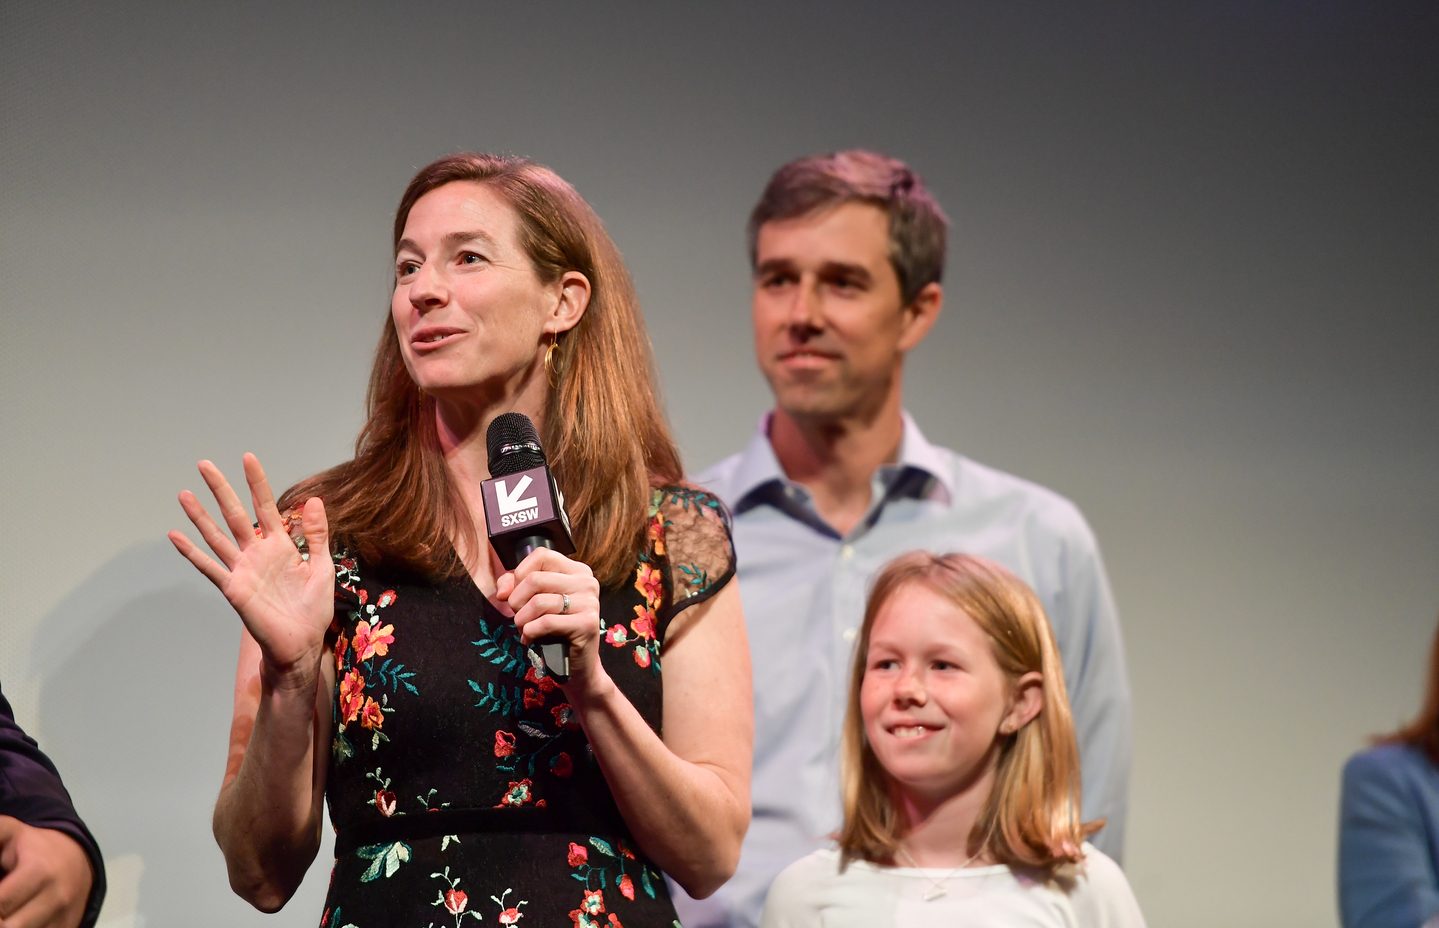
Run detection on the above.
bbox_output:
[860,581,1029,807]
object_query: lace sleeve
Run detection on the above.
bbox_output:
[651,485,736,634]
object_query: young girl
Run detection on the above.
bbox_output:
[761,551,1144,926]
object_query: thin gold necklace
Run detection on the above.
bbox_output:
[894,844,984,901]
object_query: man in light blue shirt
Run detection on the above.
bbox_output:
[672,150,1132,928]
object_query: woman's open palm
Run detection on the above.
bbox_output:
[169,453,334,675]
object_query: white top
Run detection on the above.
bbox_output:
[760,845,1146,928]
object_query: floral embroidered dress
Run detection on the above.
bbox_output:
[313,486,733,928]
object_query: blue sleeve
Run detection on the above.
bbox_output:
[0,682,107,928]
[1338,747,1439,928]
[1054,520,1132,863]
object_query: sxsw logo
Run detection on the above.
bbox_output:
[494,474,541,526]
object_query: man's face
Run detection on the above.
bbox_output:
[752,202,929,424]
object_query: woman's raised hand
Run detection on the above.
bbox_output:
[169,454,334,681]
[494,548,607,698]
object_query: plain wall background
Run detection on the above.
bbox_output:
[2,3,1436,925]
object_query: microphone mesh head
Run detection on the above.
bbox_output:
[486,412,546,476]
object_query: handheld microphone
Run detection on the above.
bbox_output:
[481,412,575,681]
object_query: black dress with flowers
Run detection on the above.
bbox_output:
[312,487,733,928]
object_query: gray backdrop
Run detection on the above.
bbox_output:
[2,3,1436,925]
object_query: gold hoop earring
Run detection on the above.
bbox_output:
[543,331,562,388]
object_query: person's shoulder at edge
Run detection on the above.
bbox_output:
[1344,740,1433,784]
[1341,741,1438,828]
[1066,843,1146,925]
[903,436,1102,565]
[950,444,1090,514]
[693,451,744,495]
[691,418,770,504]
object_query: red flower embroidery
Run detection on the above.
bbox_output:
[567,841,588,867]
[339,670,365,724]
[352,620,396,661]
[647,512,666,556]
[633,563,663,608]
[359,697,384,730]
[581,889,605,915]
[618,873,635,901]
[443,888,468,915]
[499,906,524,925]
[333,634,348,671]
[374,789,396,817]
[525,667,559,693]
[605,625,629,646]
[631,606,656,641]
[356,587,368,605]
[551,704,578,730]
[607,915,624,928]
[497,779,534,807]
[494,730,517,758]
[633,646,651,669]
[551,752,574,778]
[377,589,397,608]
[523,687,546,710]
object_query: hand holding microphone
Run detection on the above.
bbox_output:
[481,413,593,684]
[493,548,603,695]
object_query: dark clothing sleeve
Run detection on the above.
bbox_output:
[0,682,106,928]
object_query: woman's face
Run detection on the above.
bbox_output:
[860,582,1016,808]
[391,181,556,404]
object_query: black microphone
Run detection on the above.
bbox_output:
[481,412,576,681]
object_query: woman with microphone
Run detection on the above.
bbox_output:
[170,153,751,925]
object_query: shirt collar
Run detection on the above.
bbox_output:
[888,410,956,500]
[730,410,955,511]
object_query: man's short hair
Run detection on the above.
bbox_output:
[747,149,949,306]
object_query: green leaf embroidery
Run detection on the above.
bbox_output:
[356,841,411,882]
[468,680,522,717]
[370,658,420,695]
[471,617,527,676]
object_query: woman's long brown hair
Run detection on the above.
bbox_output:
[279,153,682,588]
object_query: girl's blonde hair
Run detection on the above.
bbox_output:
[837,551,1100,871]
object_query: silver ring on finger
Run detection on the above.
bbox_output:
[560,592,571,615]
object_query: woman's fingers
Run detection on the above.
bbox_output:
[243,453,287,537]
[176,488,243,567]
[300,495,330,565]
[515,593,593,640]
[508,566,600,644]
[167,527,231,589]
[505,548,592,603]
[198,459,259,545]
[517,546,589,577]
[512,581,596,621]
[497,548,590,614]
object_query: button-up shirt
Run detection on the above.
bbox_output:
[671,412,1132,928]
